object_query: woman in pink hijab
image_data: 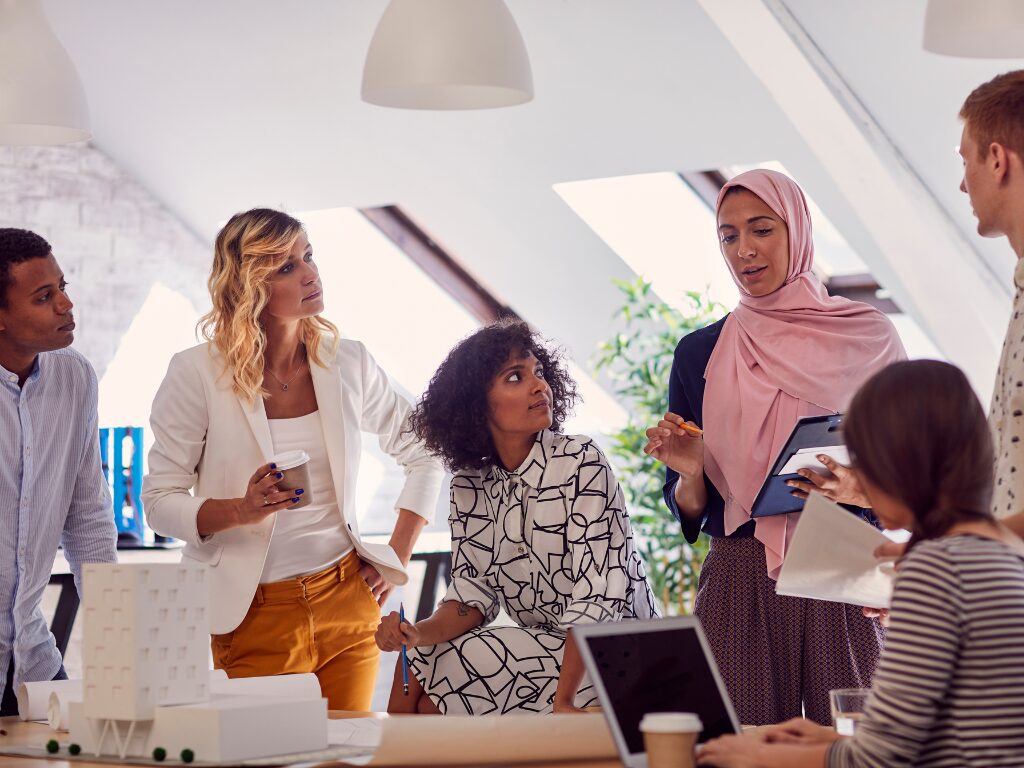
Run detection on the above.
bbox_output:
[644,169,905,726]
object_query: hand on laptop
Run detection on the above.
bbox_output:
[761,718,840,745]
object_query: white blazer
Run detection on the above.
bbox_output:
[141,338,444,635]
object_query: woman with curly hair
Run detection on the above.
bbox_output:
[142,208,444,710]
[375,320,657,715]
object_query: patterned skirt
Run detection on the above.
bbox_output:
[694,535,885,726]
[408,625,597,715]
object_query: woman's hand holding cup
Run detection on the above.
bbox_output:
[644,411,704,478]
[236,462,303,525]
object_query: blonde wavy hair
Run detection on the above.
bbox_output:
[198,208,339,401]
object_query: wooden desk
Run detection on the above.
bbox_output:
[0,716,620,768]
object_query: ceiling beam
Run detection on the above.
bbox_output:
[825,273,900,314]
[696,0,1009,396]
[361,205,519,325]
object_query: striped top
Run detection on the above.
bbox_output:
[828,534,1024,767]
[0,349,116,692]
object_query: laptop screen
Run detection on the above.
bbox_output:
[582,623,738,752]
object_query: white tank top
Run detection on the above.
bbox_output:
[261,411,354,582]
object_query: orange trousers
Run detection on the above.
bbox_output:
[211,551,380,711]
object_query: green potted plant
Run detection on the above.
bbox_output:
[592,277,724,614]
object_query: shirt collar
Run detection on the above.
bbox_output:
[491,429,553,490]
[0,355,40,387]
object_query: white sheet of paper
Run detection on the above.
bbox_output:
[16,679,81,722]
[327,717,384,749]
[778,445,850,476]
[776,493,895,608]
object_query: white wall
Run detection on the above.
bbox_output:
[0,144,210,383]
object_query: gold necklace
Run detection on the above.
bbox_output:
[266,350,306,392]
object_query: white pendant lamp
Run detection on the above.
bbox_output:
[923,0,1024,58]
[0,0,90,144]
[362,0,533,110]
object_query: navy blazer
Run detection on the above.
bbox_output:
[662,316,756,543]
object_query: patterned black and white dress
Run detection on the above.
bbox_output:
[409,430,658,715]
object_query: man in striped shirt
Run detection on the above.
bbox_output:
[0,229,116,716]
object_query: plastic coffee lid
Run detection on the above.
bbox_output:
[272,450,310,470]
[639,712,703,733]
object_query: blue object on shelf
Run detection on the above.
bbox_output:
[99,427,147,543]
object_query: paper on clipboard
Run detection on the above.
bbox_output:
[776,494,895,608]
[778,445,850,476]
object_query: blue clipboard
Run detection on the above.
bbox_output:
[750,413,845,518]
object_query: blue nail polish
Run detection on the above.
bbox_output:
[296,488,305,495]
[270,463,277,469]
[276,472,283,479]
[291,497,299,503]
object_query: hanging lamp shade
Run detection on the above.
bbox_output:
[923,0,1024,58]
[0,0,90,144]
[362,0,533,110]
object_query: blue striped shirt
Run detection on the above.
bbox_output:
[0,348,116,691]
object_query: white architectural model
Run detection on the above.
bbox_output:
[69,563,327,762]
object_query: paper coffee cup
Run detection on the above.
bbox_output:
[640,712,702,768]
[272,450,311,510]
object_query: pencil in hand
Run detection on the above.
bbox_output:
[669,414,703,436]
[400,603,409,696]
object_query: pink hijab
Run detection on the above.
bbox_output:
[702,169,905,579]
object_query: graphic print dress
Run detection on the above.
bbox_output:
[409,430,658,714]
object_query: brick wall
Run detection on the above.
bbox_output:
[0,144,211,379]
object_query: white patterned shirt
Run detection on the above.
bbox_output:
[990,258,1024,519]
[0,349,117,690]
[443,430,657,631]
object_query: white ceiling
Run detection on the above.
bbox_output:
[43,0,1022,387]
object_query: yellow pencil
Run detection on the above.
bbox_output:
[671,416,703,437]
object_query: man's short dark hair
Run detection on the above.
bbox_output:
[0,228,51,307]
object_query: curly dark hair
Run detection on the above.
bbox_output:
[409,319,579,473]
[0,228,51,308]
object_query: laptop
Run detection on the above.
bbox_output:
[574,616,740,768]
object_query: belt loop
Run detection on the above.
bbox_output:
[255,584,265,606]
[337,560,346,583]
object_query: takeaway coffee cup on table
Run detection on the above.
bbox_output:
[272,450,311,510]
[640,712,702,768]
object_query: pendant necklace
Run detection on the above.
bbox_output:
[267,350,306,392]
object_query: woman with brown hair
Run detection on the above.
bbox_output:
[698,360,1024,767]
[142,208,444,710]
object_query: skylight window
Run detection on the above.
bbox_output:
[556,167,944,362]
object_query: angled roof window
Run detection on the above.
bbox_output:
[556,166,943,361]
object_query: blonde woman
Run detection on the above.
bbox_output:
[142,208,444,710]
